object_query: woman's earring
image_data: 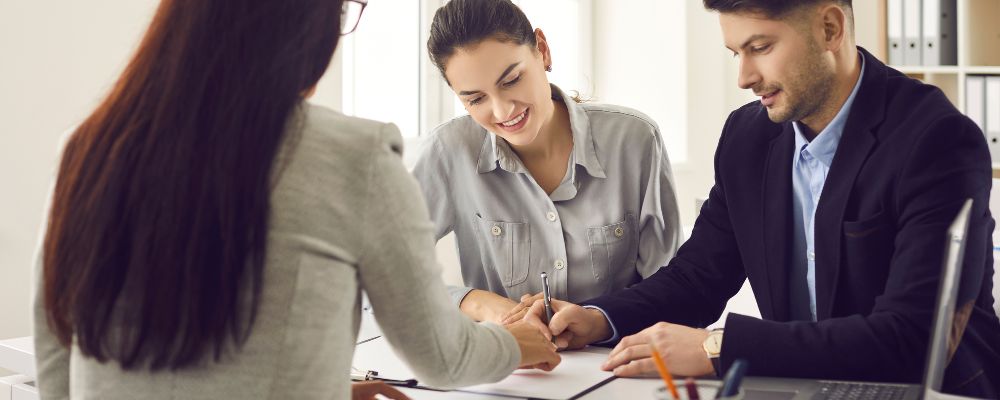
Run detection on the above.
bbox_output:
[545,65,552,72]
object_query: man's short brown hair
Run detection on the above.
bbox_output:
[703,0,853,19]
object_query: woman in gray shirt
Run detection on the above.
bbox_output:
[415,0,682,324]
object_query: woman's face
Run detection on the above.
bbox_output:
[443,32,553,147]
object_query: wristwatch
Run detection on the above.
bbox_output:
[703,328,724,376]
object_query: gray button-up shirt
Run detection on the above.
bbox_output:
[413,85,681,304]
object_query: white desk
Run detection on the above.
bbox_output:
[0,338,34,379]
[0,337,38,400]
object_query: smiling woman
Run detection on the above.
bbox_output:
[412,0,683,326]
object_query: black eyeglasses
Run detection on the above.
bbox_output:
[341,0,368,36]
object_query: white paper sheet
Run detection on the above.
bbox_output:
[352,336,615,399]
[454,350,614,399]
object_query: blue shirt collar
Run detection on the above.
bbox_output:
[793,52,866,168]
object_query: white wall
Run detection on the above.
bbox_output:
[0,1,161,344]
[0,1,346,347]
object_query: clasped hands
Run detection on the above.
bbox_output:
[501,294,715,378]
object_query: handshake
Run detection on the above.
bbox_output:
[498,293,716,378]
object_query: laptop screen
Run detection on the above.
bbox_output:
[921,199,974,393]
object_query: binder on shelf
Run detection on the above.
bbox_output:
[986,77,1000,163]
[903,0,923,66]
[967,75,987,152]
[922,0,957,66]
[888,0,904,65]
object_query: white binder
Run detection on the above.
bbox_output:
[888,0,904,65]
[967,76,986,132]
[903,0,923,65]
[986,77,1000,163]
[922,0,957,66]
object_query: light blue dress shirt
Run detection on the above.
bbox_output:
[789,54,865,321]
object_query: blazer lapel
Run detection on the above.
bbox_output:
[761,123,796,322]
[813,47,888,320]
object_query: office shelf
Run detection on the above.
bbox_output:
[860,0,1000,172]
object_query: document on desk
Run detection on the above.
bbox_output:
[454,350,614,400]
[352,337,614,399]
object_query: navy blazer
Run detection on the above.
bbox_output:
[586,48,1000,397]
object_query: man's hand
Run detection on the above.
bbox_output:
[602,322,713,378]
[522,299,612,350]
[351,381,410,400]
[500,292,544,325]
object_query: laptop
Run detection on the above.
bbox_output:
[740,199,975,400]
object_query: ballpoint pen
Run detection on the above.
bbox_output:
[541,272,553,325]
[716,359,748,399]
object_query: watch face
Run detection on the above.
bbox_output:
[705,332,723,354]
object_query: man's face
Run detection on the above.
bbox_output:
[720,10,834,124]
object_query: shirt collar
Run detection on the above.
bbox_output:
[793,52,866,168]
[477,84,606,179]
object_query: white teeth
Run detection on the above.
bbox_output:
[501,111,526,127]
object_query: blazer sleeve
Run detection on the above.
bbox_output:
[357,123,520,388]
[720,114,993,383]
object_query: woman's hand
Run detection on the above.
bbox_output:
[351,381,410,400]
[500,292,544,325]
[459,289,519,323]
[506,320,562,371]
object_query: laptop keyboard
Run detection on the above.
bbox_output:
[812,381,910,400]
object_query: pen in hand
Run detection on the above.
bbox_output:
[541,272,554,325]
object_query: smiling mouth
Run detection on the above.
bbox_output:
[758,90,781,107]
[500,110,527,126]
[496,108,529,131]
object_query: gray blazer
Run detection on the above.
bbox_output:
[32,104,520,399]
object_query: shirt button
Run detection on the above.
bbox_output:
[554,259,566,270]
[546,211,558,222]
[808,251,816,261]
[491,225,502,236]
[614,227,625,238]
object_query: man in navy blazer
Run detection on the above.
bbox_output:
[523,0,1000,396]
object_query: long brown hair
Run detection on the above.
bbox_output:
[43,0,343,370]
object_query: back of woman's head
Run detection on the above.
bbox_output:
[43,0,343,370]
[427,0,535,82]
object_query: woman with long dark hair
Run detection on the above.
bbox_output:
[33,0,559,398]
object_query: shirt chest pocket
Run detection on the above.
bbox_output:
[474,214,531,287]
[587,214,637,282]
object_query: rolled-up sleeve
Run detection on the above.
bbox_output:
[411,135,476,306]
[635,125,682,278]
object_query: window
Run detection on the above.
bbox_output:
[339,0,421,137]
[327,0,594,140]
[321,0,687,165]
